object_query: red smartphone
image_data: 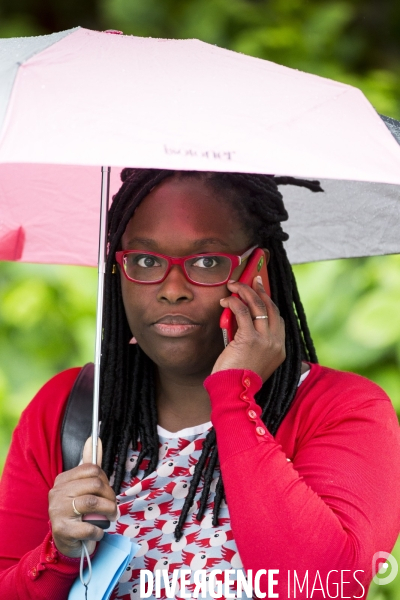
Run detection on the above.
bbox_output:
[220,248,270,346]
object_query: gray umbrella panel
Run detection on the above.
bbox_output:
[0,29,77,133]
[282,113,400,264]
[381,114,400,145]
[284,177,400,264]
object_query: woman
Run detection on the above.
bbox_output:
[0,168,399,599]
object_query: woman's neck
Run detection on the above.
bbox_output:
[155,367,212,433]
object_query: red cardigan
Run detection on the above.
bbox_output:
[0,364,399,599]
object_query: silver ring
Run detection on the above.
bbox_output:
[72,498,82,517]
[253,315,268,320]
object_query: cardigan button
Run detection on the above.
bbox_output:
[248,410,257,419]
[243,377,251,387]
[242,394,248,401]
[45,554,56,563]
[256,426,266,436]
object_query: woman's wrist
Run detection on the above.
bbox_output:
[204,369,273,464]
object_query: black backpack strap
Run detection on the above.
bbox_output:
[61,362,94,471]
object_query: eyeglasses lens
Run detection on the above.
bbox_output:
[185,255,232,284]
[124,253,168,282]
[124,253,232,284]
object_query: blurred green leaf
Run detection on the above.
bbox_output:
[348,293,400,348]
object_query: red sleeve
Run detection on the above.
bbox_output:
[0,367,84,598]
[204,366,400,599]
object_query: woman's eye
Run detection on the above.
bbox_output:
[135,255,161,268]
[192,256,219,269]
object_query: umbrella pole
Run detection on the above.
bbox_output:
[82,166,111,532]
[92,166,110,464]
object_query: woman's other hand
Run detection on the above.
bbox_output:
[48,437,118,557]
[212,276,286,382]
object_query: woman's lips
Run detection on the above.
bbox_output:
[152,316,200,337]
[153,323,200,336]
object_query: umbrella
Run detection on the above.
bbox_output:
[1,24,400,525]
[1,27,400,266]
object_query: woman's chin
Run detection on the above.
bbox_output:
[135,326,224,375]
[148,342,219,376]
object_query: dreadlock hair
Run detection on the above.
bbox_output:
[100,168,321,540]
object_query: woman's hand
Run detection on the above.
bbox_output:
[48,438,118,558]
[212,276,286,382]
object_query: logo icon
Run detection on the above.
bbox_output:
[372,551,398,585]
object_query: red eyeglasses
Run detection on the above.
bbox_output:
[115,245,257,286]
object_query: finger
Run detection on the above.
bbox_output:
[250,277,282,324]
[68,494,118,521]
[53,462,109,486]
[226,280,269,320]
[226,279,283,335]
[82,436,102,466]
[65,475,117,502]
[52,518,106,551]
[220,294,257,336]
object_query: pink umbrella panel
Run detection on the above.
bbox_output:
[1,160,400,266]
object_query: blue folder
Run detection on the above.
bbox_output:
[68,533,139,600]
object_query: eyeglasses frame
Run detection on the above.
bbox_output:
[114,245,258,286]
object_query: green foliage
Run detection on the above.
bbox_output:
[0,263,97,468]
[293,255,400,416]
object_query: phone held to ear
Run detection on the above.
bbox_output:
[220,248,270,347]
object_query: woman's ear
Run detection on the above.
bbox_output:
[263,248,270,266]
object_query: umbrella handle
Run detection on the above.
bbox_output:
[82,514,111,529]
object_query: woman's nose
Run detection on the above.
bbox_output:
[156,264,194,303]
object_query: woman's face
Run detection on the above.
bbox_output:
[119,175,252,378]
